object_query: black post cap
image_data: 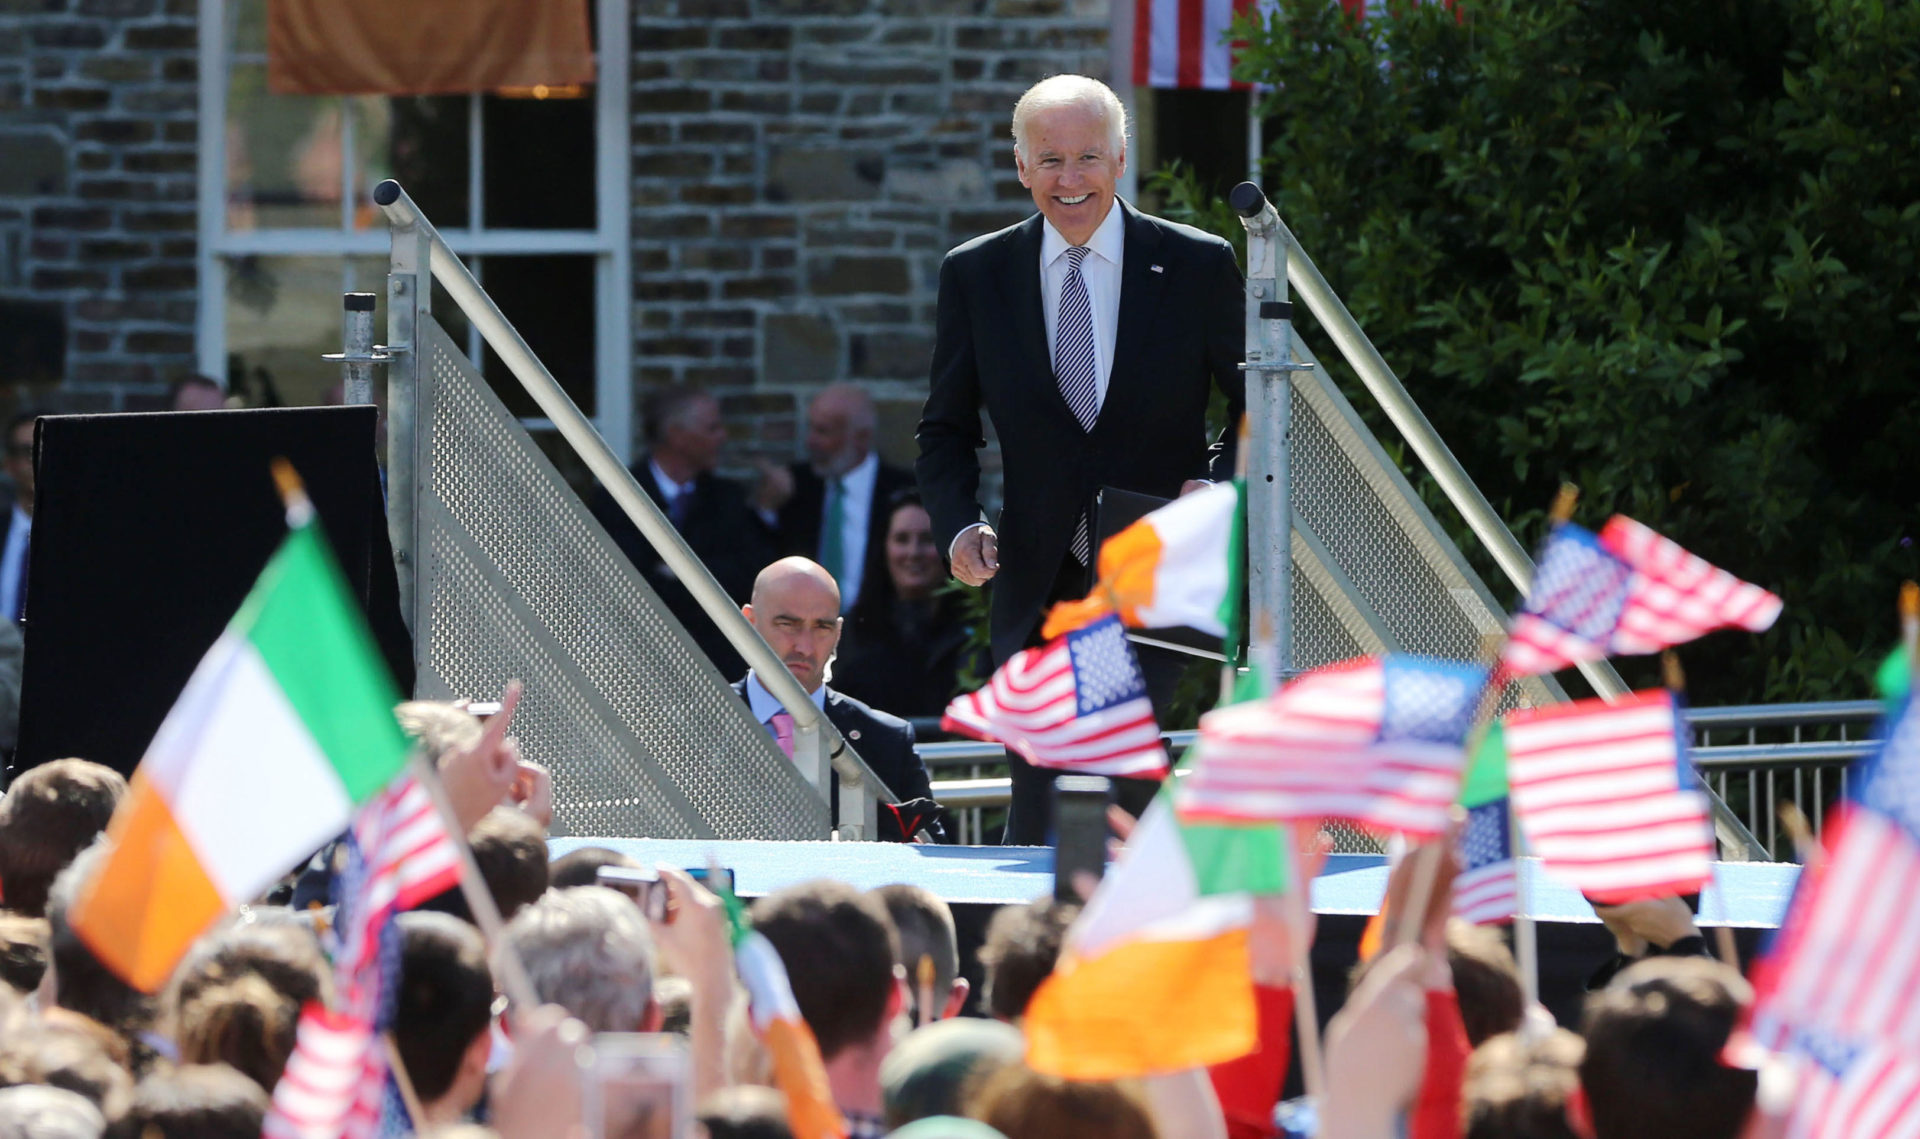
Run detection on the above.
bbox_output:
[344,292,377,312]
[1230,181,1269,219]
[372,179,402,206]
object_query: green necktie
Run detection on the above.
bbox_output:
[819,478,846,585]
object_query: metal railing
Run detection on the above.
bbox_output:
[373,179,897,839]
[925,700,1887,854]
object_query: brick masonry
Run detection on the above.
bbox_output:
[631,0,1111,477]
[0,0,200,413]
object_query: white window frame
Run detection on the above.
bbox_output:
[195,0,632,460]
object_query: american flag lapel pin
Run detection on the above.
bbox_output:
[1150,264,1164,273]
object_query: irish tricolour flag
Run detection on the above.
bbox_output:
[1024,797,1265,1079]
[1042,480,1239,641]
[70,510,411,991]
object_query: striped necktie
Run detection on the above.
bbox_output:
[1055,244,1099,563]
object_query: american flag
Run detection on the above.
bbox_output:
[1752,694,1920,1054]
[1778,1028,1920,1139]
[263,774,462,1139]
[1502,516,1782,677]
[1175,655,1489,839]
[943,615,1169,779]
[1133,0,1404,91]
[1454,798,1518,925]
[1503,690,1714,904]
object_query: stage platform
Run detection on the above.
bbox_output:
[549,838,1800,927]
[549,838,1797,1051]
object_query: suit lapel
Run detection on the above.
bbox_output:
[1104,201,1167,430]
[995,216,1084,429]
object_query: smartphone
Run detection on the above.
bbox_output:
[597,866,668,923]
[684,866,735,897]
[579,1032,690,1139]
[1053,775,1113,903]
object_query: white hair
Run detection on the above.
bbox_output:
[504,886,657,1033]
[1011,75,1128,158]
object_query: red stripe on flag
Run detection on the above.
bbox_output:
[1177,0,1205,89]
[1134,0,1154,86]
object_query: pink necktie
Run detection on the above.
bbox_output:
[770,711,795,759]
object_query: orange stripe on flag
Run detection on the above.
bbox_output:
[1024,927,1256,1079]
[1040,518,1165,640]
[68,773,228,992]
[760,1017,847,1139]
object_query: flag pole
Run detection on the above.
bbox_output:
[269,458,541,1014]
[382,1033,428,1130]
[1664,650,1739,968]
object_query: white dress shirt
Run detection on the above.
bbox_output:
[950,203,1127,561]
[0,506,30,622]
[826,452,879,609]
[648,458,695,513]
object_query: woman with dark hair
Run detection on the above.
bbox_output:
[831,490,985,720]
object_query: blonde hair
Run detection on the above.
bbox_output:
[1011,75,1128,158]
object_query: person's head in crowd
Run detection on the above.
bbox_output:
[392,912,497,1127]
[977,898,1079,1023]
[890,1119,1009,1139]
[165,918,329,1093]
[167,375,226,412]
[696,1084,794,1139]
[742,558,842,695]
[872,884,969,1022]
[656,974,693,1036]
[880,492,943,604]
[43,844,156,1056]
[751,881,902,1117]
[547,845,640,891]
[102,1064,267,1139]
[804,383,877,479]
[396,698,484,761]
[0,914,47,995]
[0,759,127,919]
[967,1065,1157,1139]
[0,1084,104,1139]
[1579,956,1756,1139]
[0,1021,134,1119]
[882,1018,1025,1130]
[3,412,39,516]
[504,886,659,1033]
[421,806,549,925]
[1447,919,1526,1047]
[644,385,726,480]
[1463,1028,1586,1139]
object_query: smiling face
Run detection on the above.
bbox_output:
[1015,101,1125,247]
[884,503,942,601]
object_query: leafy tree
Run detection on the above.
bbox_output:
[1157,0,1920,704]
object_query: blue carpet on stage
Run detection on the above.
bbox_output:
[549,838,1800,928]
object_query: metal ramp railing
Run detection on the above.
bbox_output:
[370,180,897,841]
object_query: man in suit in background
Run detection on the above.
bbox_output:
[755,383,913,612]
[732,556,943,842]
[593,386,777,677]
[915,74,1246,843]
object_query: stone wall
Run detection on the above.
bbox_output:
[629,0,1110,471]
[0,0,199,413]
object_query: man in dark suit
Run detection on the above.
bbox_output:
[755,383,914,613]
[915,75,1245,843]
[592,386,777,677]
[731,556,943,842]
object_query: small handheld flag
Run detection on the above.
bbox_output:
[1452,725,1517,926]
[1503,515,1781,677]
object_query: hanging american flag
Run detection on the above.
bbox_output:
[943,614,1169,779]
[1502,516,1782,677]
[264,774,463,1139]
[1176,654,1488,839]
[1503,690,1713,904]
[1778,1028,1920,1139]
[1752,693,1920,1055]
[1133,0,1400,90]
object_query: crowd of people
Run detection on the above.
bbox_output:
[0,703,1775,1139]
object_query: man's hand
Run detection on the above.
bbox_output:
[951,524,999,586]
[1248,830,1333,987]
[509,760,553,831]
[492,1005,589,1139]
[648,866,734,1100]
[1591,895,1700,955]
[440,681,523,832]
[1324,945,1431,1139]
[1180,479,1212,497]
[752,459,794,513]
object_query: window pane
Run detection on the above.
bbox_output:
[362,95,472,230]
[226,0,265,59]
[482,91,596,230]
[476,255,597,417]
[226,63,343,231]
[225,256,389,409]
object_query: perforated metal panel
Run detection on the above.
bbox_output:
[412,316,828,840]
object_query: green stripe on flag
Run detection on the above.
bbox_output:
[1457,721,1509,809]
[235,521,411,803]
[1174,644,1288,898]
[1879,649,1908,703]
[1219,480,1246,668]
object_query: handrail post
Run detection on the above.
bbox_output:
[384,213,430,640]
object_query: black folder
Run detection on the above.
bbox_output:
[1093,486,1229,661]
